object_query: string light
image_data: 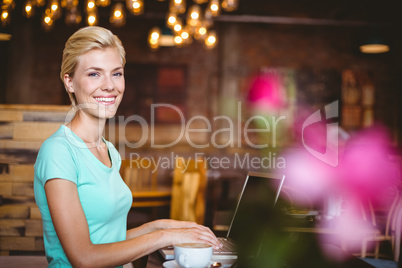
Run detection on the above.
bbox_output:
[1,0,239,49]
[194,25,207,40]
[174,35,183,46]
[127,0,144,15]
[148,26,161,50]
[166,11,177,28]
[173,19,182,32]
[110,2,125,27]
[65,6,81,25]
[1,0,13,26]
[87,12,97,26]
[169,0,185,14]
[86,0,96,13]
[24,0,34,18]
[209,0,220,17]
[36,0,46,6]
[222,0,239,12]
[42,12,54,31]
[95,0,110,7]
[187,5,202,28]
[205,30,217,49]
[1,9,10,27]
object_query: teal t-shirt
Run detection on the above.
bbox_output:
[34,125,132,267]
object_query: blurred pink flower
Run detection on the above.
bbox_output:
[247,72,284,112]
[339,127,398,204]
[283,148,337,205]
[283,125,399,261]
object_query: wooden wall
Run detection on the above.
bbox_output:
[0,104,70,255]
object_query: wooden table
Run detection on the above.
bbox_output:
[131,186,172,208]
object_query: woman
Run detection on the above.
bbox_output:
[34,26,221,267]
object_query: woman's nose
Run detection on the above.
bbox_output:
[101,75,114,91]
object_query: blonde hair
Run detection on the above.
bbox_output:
[60,26,126,106]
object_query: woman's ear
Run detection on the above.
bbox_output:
[64,74,74,93]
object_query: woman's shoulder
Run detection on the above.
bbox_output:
[39,125,79,152]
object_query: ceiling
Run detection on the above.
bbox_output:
[1,0,399,34]
[233,0,398,24]
[139,0,400,25]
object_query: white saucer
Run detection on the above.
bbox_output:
[162,260,216,268]
[162,260,180,268]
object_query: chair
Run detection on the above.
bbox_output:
[392,198,402,262]
[120,158,158,191]
[120,158,171,209]
[170,157,208,224]
[359,187,401,259]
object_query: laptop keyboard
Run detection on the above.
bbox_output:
[214,238,237,254]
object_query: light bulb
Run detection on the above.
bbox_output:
[24,0,34,18]
[209,0,220,16]
[96,0,111,7]
[205,30,217,48]
[222,0,238,12]
[148,27,161,49]
[88,14,97,25]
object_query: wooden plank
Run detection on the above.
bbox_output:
[13,122,61,141]
[25,220,43,237]
[0,219,25,236]
[29,206,41,220]
[0,237,36,251]
[0,250,9,256]
[0,140,42,151]
[35,237,45,251]
[0,196,36,206]
[0,164,10,176]
[0,205,29,219]
[23,111,69,122]
[0,104,71,112]
[0,149,38,165]
[0,175,12,182]
[0,111,23,122]
[0,122,13,139]
[13,165,35,182]
[0,164,11,181]
[0,182,12,196]
[12,182,34,197]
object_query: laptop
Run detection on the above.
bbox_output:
[159,172,285,261]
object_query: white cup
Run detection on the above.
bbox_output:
[174,243,212,268]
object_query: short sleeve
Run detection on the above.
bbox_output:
[35,137,78,185]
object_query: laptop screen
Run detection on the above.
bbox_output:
[226,172,285,243]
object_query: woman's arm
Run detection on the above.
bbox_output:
[126,219,218,241]
[45,179,220,268]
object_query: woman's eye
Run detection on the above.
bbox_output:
[113,72,123,77]
[89,72,99,77]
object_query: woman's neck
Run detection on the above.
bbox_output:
[67,111,106,147]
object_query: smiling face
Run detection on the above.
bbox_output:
[64,47,125,120]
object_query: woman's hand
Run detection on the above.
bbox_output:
[128,219,222,249]
[162,226,222,249]
[151,219,204,230]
